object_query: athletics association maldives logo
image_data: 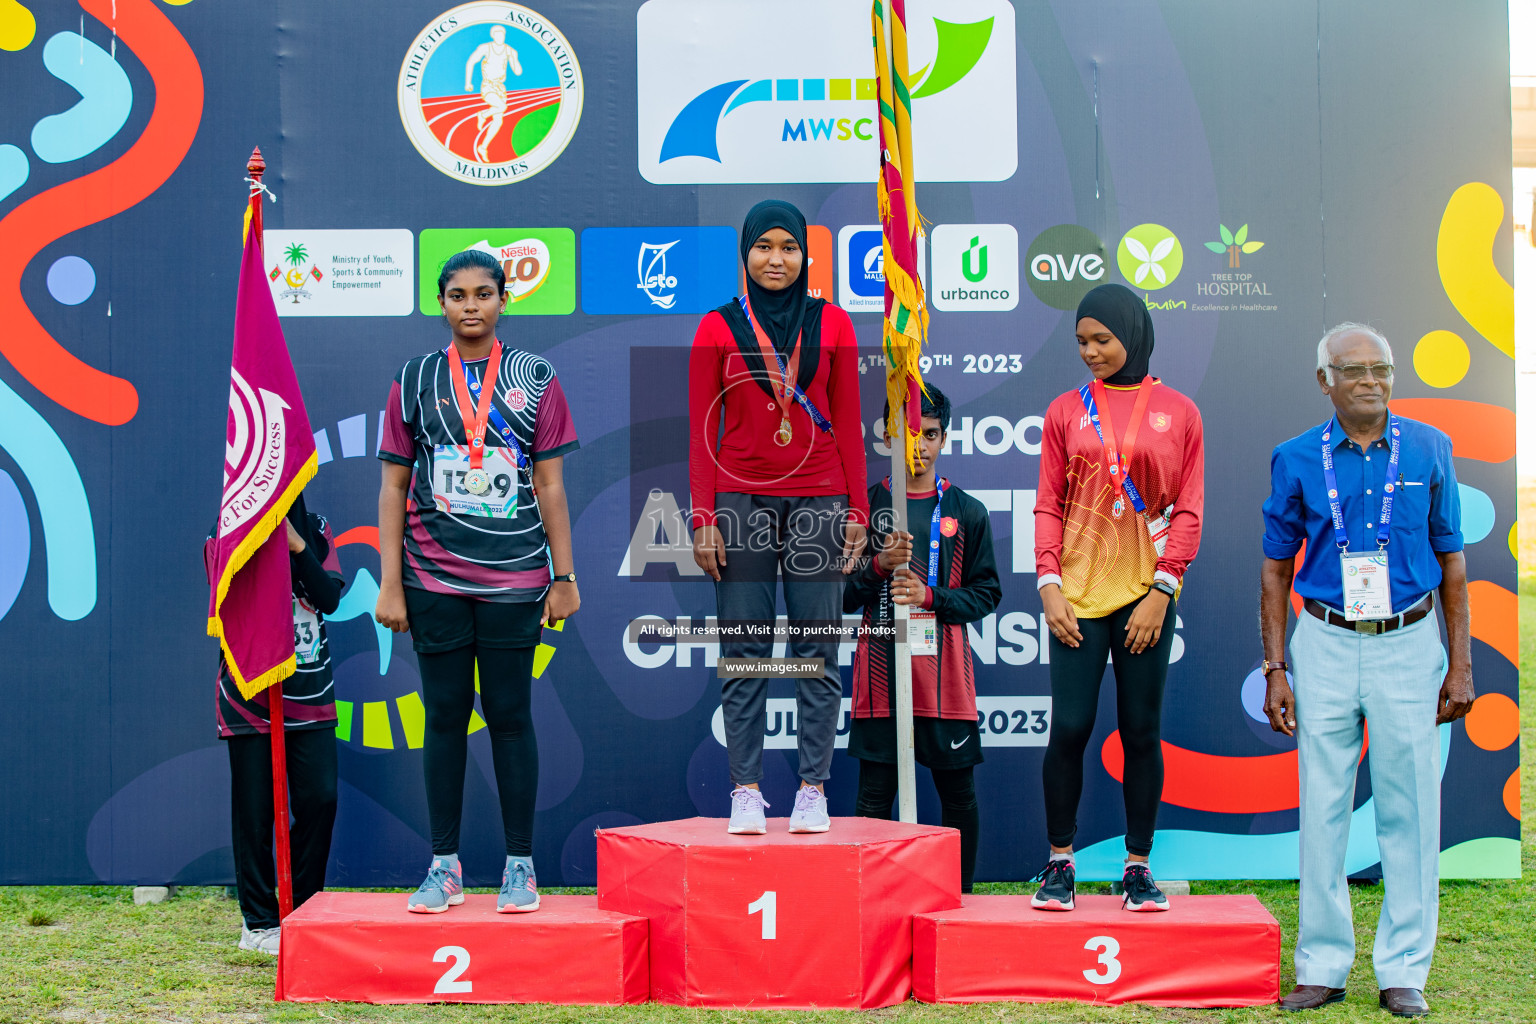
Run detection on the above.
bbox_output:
[221,369,291,532]
[398,3,583,185]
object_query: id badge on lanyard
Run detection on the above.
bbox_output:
[1321,415,1401,621]
[293,597,322,665]
[907,479,946,657]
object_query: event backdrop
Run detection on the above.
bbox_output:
[0,0,1519,885]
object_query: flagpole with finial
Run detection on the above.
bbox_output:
[247,144,295,922]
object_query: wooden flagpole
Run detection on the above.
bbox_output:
[882,7,918,826]
[248,146,295,922]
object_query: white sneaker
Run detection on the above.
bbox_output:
[788,784,830,833]
[238,924,280,955]
[727,786,769,834]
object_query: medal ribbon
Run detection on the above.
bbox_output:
[447,339,502,472]
[1320,413,1401,550]
[1077,376,1156,514]
[926,477,948,588]
[738,295,834,436]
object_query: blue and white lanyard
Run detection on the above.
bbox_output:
[925,478,948,587]
[455,353,530,472]
[1320,414,1400,551]
[737,295,834,435]
[1077,383,1147,514]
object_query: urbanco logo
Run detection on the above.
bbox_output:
[1116,223,1183,291]
[1024,224,1105,310]
[932,224,1018,312]
[397,2,583,186]
[636,0,1016,184]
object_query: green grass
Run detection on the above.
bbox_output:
[2,505,1532,1021]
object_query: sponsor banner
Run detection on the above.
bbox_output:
[1025,224,1107,311]
[1193,221,1278,312]
[397,2,583,185]
[263,231,415,317]
[636,0,1017,184]
[580,226,738,315]
[931,224,1019,312]
[1116,223,1184,292]
[418,227,576,315]
[838,224,926,313]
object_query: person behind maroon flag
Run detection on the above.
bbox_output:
[211,495,342,955]
[689,199,867,836]
[844,385,1000,892]
[375,248,580,915]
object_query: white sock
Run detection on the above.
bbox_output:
[1049,851,1073,863]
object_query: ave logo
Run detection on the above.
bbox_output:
[1024,225,1106,310]
[932,224,1018,312]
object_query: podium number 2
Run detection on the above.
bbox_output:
[433,946,472,994]
[747,890,777,939]
[1082,935,1121,984]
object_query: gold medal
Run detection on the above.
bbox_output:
[774,416,792,446]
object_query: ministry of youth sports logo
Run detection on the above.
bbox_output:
[398,3,583,186]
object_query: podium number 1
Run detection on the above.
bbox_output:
[1082,935,1121,984]
[434,946,472,994]
[747,890,777,939]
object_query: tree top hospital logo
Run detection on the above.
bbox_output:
[636,0,1016,184]
[398,3,583,186]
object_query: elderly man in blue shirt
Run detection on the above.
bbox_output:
[1259,323,1474,1019]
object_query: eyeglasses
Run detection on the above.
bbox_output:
[1330,362,1394,382]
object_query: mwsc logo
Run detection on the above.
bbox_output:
[636,0,1016,184]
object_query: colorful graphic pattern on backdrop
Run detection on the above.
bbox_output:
[0,0,1517,885]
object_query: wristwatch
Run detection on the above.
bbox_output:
[1261,659,1289,675]
[552,572,577,583]
[1149,579,1176,598]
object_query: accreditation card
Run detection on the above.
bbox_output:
[293,597,322,665]
[909,610,938,655]
[1340,550,1392,621]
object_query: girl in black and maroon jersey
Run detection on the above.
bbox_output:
[376,249,580,915]
[688,200,868,835]
[209,495,343,955]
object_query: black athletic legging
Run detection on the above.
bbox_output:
[418,644,538,856]
[857,761,979,893]
[1042,595,1176,858]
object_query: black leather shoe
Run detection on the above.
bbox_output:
[1279,985,1346,1010]
[1379,988,1429,1017]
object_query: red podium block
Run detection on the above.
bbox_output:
[277,893,648,1004]
[596,816,959,1008]
[913,895,1280,1007]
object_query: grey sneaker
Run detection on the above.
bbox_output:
[787,784,830,833]
[728,786,769,834]
[497,859,540,913]
[407,857,464,914]
[238,924,280,954]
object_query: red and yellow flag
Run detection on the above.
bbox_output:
[873,0,927,472]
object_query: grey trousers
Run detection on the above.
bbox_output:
[715,492,847,785]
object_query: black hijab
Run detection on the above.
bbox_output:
[1075,283,1154,385]
[717,199,825,394]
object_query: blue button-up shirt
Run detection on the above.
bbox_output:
[1262,413,1462,612]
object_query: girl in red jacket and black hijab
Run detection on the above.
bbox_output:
[689,200,867,835]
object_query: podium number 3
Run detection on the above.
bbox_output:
[1082,935,1121,984]
[747,890,777,940]
[433,945,472,994]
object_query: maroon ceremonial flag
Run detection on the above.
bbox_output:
[206,156,317,700]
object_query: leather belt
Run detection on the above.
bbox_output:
[1304,594,1434,636]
